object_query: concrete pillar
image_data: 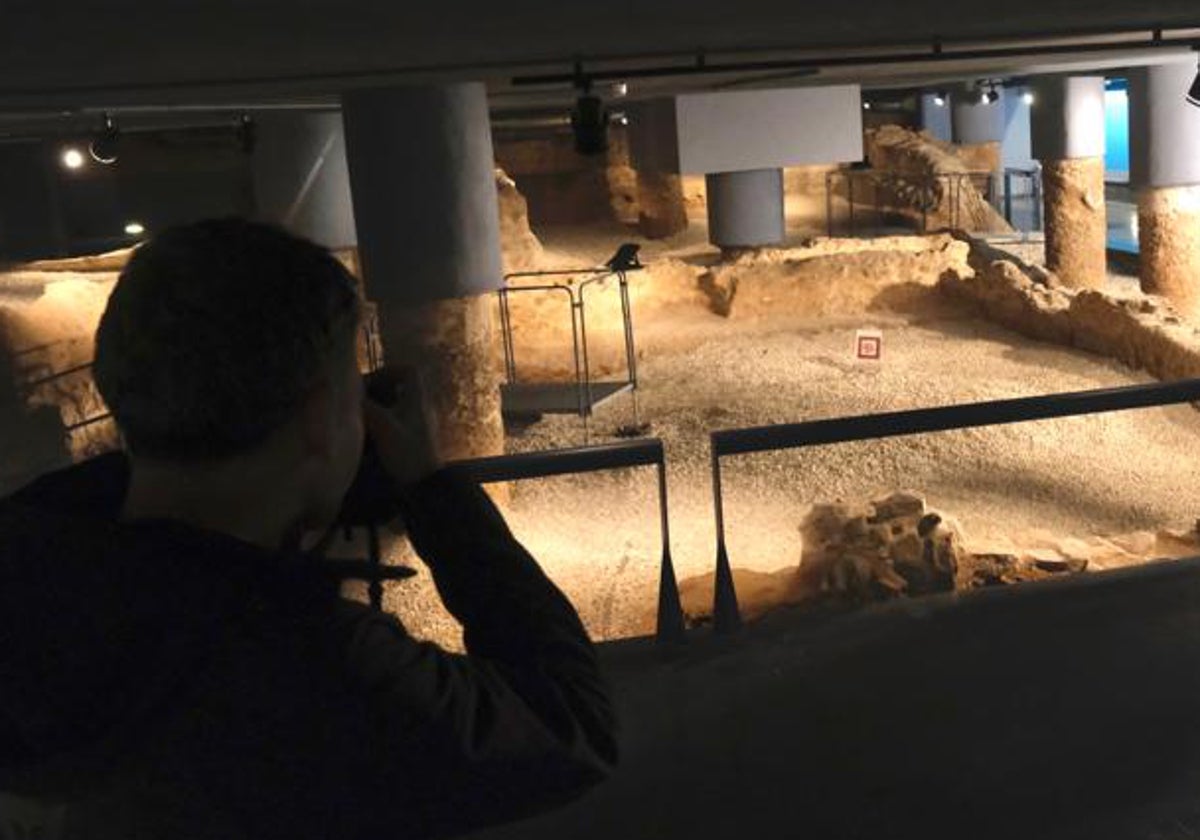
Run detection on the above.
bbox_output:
[1129,62,1200,320]
[705,168,785,249]
[636,170,688,239]
[919,94,953,143]
[953,89,1005,146]
[252,111,357,250]
[342,83,504,461]
[1030,76,1107,289]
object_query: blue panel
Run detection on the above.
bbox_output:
[1104,84,1130,182]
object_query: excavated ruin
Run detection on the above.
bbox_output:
[4,169,1200,646]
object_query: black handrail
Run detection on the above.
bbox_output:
[708,378,1200,633]
[448,438,684,644]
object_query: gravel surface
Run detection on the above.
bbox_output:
[380,299,1200,650]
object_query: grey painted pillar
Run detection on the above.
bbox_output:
[1029,76,1107,289]
[919,94,953,142]
[706,169,785,249]
[342,83,503,309]
[1129,62,1200,320]
[952,89,1005,145]
[252,111,357,250]
[340,83,505,461]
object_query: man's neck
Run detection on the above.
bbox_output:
[121,458,301,552]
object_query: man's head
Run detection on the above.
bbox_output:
[94,218,365,536]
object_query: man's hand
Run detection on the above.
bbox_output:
[362,366,442,489]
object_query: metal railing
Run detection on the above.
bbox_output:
[499,262,641,436]
[447,438,684,643]
[1002,166,1044,233]
[706,378,1200,633]
[826,169,998,237]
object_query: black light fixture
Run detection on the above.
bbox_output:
[89,113,119,164]
[977,81,1000,105]
[932,91,949,107]
[1188,52,1200,107]
[570,72,609,156]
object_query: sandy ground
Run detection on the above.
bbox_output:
[371,226,1200,650]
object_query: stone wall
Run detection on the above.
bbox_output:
[495,169,543,273]
[696,233,971,319]
[864,126,1012,234]
[938,235,1200,383]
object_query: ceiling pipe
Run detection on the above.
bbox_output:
[511,28,1200,87]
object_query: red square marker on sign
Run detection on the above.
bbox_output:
[855,329,883,361]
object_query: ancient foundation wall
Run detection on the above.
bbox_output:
[939,236,1200,383]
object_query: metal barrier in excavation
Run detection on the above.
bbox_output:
[498,244,644,438]
[707,378,1200,634]
[446,438,685,644]
[825,169,999,237]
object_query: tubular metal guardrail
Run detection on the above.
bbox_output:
[825,169,998,237]
[447,438,684,643]
[707,378,1200,633]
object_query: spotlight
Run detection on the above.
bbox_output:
[89,113,119,164]
[932,91,948,107]
[980,85,1000,105]
[863,101,872,110]
[611,81,628,98]
[571,88,610,155]
[124,221,145,236]
[1022,90,1035,106]
[1188,57,1200,107]
[61,147,85,170]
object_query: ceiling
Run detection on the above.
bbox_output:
[0,0,1197,136]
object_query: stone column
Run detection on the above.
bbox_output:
[1129,62,1200,320]
[636,169,688,239]
[1030,76,1107,289]
[705,168,785,249]
[342,83,504,461]
[252,111,357,250]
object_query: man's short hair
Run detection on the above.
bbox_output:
[94,218,360,461]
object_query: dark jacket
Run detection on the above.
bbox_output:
[0,453,617,839]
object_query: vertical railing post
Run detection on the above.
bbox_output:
[710,447,742,634]
[655,460,685,643]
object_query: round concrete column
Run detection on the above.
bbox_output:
[952,89,1005,145]
[1129,62,1200,320]
[705,168,785,249]
[1030,76,1107,289]
[252,111,357,250]
[342,83,504,461]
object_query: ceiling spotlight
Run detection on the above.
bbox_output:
[124,221,145,236]
[1188,56,1200,107]
[863,101,872,110]
[1022,90,1036,106]
[61,147,85,170]
[615,113,629,126]
[611,81,628,98]
[932,91,948,107]
[978,84,1000,105]
[89,113,119,164]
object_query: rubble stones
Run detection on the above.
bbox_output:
[938,235,1200,382]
